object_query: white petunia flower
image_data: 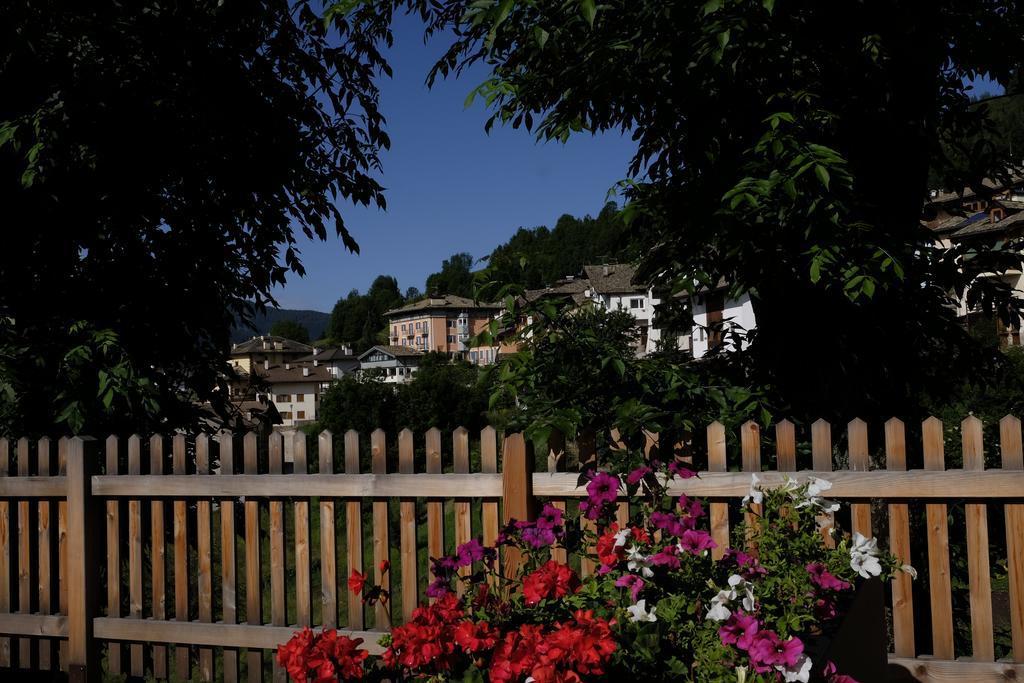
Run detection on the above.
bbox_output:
[849,531,882,578]
[806,476,833,498]
[742,473,764,506]
[626,544,654,578]
[626,598,657,623]
[902,564,918,579]
[706,589,733,622]
[735,665,748,683]
[778,654,812,683]
[612,527,632,548]
[727,574,756,612]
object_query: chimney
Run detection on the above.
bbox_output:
[313,359,319,367]
[263,360,269,370]
[303,367,310,377]
[313,347,320,356]
[603,265,610,277]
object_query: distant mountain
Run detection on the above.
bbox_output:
[231,308,330,344]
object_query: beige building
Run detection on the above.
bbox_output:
[384,295,505,365]
[229,335,315,374]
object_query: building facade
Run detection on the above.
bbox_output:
[358,345,424,383]
[384,295,504,365]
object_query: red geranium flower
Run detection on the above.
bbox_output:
[348,569,366,595]
[522,560,581,606]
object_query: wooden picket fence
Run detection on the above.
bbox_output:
[0,418,1021,682]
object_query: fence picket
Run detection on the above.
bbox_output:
[17,437,30,669]
[150,434,168,678]
[195,434,215,682]
[481,427,500,579]
[847,418,871,538]
[218,431,238,683]
[320,431,337,630]
[501,434,532,580]
[453,428,472,590]
[244,432,263,682]
[344,431,364,631]
[547,431,567,565]
[0,438,9,668]
[371,430,391,629]
[267,432,286,683]
[425,427,444,602]
[1000,415,1024,661]
[776,420,796,471]
[811,419,835,547]
[740,422,761,553]
[707,422,728,560]
[961,416,994,661]
[923,416,955,659]
[884,418,915,658]
[172,434,191,680]
[104,436,123,676]
[292,432,310,638]
[127,434,144,677]
[578,431,597,577]
[398,429,418,622]
[56,440,67,673]
[37,437,54,671]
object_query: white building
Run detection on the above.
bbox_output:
[358,345,424,383]
[577,263,756,359]
[294,346,359,379]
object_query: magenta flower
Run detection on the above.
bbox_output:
[668,461,696,479]
[587,472,620,506]
[823,661,859,683]
[626,466,653,485]
[456,539,486,568]
[650,544,681,569]
[718,612,759,650]
[521,526,557,549]
[536,503,564,530]
[425,577,451,598]
[650,511,688,537]
[724,547,768,579]
[678,529,716,555]
[749,631,803,669]
[806,562,851,591]
[814,596,838,621]
[678,494,704,519]
[615,574,645,601]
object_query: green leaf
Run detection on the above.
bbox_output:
[579,0,596,27]
[814,164,830,189]
[703,0,722,14]
[534,26,549,49]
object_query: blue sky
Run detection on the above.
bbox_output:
[272,12,638,312]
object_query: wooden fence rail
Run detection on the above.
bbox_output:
[0,418,1021,682]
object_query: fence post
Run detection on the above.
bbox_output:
[501,433,534,579]
[66,436,100,683]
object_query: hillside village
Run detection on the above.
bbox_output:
[227,172,1024,432]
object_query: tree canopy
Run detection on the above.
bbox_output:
[0,0,395,435]
[268,320,311,345]
[416,0,1024,424]
[425,252,476,297]
[485,202,634,289]
[326,275,405,353]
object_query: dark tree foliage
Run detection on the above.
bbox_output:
[0,0,395,435]
[485,202,635,289]
[318,355,489,436]
[425,252,476,297]
[326,275,405,352]
[318,373,400,438]
[414,0,1024,423]
[268,320,311,345]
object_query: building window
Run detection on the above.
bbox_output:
[470,351,478,362]
[401,323,406,331]
[447,335,454,343]
[630,298,644,309]
[276,394,291,402]
[280,411,292,420]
